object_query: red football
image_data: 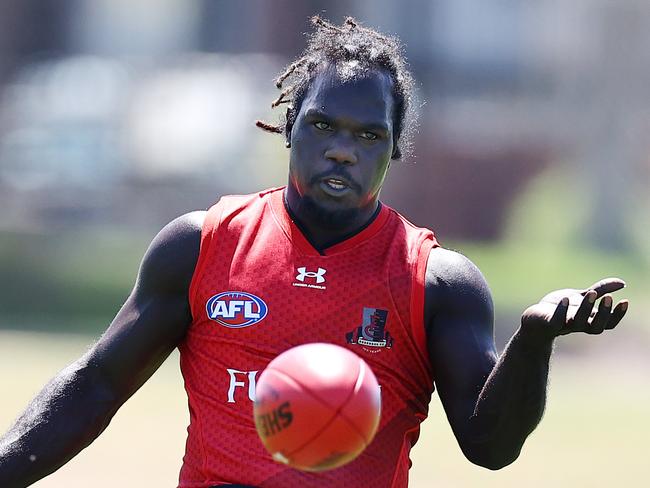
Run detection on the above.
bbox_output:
[253,342,381,472]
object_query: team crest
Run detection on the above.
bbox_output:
[206,291,268,328]
[346,307,393,353]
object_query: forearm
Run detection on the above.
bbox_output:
[0,360,119,487]
[465,329,553,469]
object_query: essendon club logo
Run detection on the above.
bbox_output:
[206,291,268,328]
[346,307,393,352]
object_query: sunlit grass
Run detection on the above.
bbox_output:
[1,331,648,487]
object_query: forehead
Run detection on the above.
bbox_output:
[300,66,395,125]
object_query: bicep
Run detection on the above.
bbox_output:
[425,248,497,430]
[87,288,189,401]
[83,212,203,402]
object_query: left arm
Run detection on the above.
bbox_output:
[425,248,628,470]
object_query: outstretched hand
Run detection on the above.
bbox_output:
[520,278,629,344]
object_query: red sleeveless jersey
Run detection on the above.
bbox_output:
[179,187,438,488]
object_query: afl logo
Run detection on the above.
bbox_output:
[206,292,268,328]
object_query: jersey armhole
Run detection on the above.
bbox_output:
[188,201,225,321]
[409,232,438,379]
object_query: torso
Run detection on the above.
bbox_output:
[178,187,438,488]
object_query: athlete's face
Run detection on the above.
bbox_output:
[287,66,395,228]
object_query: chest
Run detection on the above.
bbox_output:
[191,218,415,368]
[206,240,406,333]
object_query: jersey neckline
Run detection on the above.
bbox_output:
[268,187,390,257]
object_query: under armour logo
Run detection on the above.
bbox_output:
[295,267,327,284]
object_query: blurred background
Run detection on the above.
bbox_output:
[0,0,648,486]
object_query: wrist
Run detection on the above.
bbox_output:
[512,326,555,353]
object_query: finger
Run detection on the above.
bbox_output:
[571,290,597,329]
[583,278,626,297]
[587,295,613,334]
[604,300,629,330]
[550,297,569,335]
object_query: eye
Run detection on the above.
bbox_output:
[314,121,331,131]
[360,131,378,141]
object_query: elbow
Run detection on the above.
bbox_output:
[456,418,534,470]
[461,443,521,471]
[87,380,121,436]
[467,454,517,471]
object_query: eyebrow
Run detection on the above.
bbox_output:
[304,108,390,133]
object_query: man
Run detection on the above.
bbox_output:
[0,16,628,488]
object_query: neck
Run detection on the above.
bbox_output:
[284,185,380,251]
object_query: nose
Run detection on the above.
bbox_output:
[324,138,358,165]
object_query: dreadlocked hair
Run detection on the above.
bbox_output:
[255,16,416,160]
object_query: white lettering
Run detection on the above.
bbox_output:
[228,301,243,318]
[226,368,259,403]
[244,301,260,318]
[210,300,228,319]
[247,371,258,401]
[211,300,260,319]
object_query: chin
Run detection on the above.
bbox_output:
[300,195,359,229]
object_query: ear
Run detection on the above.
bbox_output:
[389,128,402,159]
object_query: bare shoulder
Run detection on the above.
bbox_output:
[85,211,207,397]
[424,247,494,328]
[135,211,206,296]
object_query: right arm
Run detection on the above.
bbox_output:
[425,249,627,469]
[0,211,205,488]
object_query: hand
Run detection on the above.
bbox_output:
[520,278,629,344]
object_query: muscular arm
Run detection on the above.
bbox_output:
[0,211,204,487]
[425,248,627,470]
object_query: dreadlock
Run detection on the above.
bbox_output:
[256,16,416,160]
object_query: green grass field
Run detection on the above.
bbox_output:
[1,330,648,487]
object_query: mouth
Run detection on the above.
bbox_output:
[319,176,354,197]
[324,177,348,190]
